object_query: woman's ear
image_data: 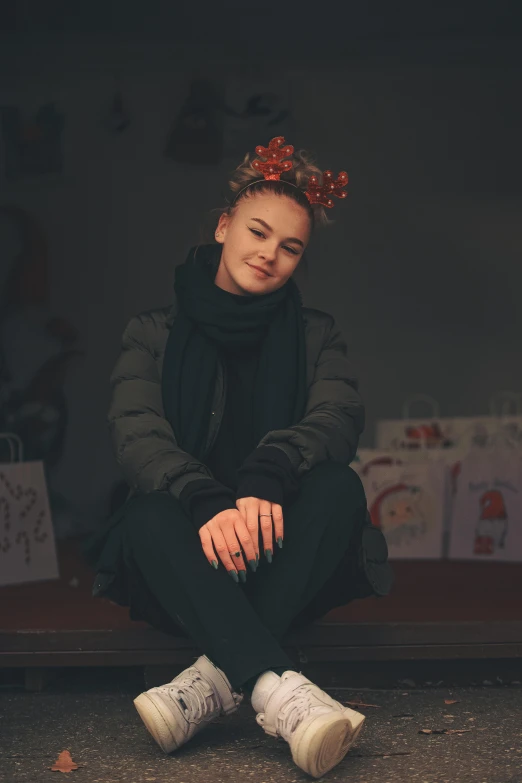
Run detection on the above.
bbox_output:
[215,213,229,244]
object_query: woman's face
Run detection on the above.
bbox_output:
[214,192,311,296]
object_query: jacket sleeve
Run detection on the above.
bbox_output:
[256,314,365,476]
[236,444,300,506]
[108,313,218,500]
[179,478,237,530]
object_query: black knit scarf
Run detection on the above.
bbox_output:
[161,244,307,461]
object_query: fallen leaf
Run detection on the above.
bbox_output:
[445,699,460,705]
[50,750,79,772]
[344,701,382,709]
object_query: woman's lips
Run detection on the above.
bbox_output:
[248,264,271,279]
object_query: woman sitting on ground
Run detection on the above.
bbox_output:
[84,136,393,779]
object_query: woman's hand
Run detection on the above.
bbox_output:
[236,496,284,563]
[199,508,257,580]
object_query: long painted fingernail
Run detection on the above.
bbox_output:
[265,549,272,563]
[249,559,257,572]
[228,570,239,582]
[277,537,283,549]
[255,553,259,565]
[211,560,218,569]
[238,570,247,583]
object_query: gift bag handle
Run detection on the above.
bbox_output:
[489,391,522,418]
[490,390,522,417]
[485,392,522,452]
[401,395,440,420]
[0,432,24,463]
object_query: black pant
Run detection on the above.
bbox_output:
[119,462,368,692]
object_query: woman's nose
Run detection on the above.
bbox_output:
[259,244,277,261]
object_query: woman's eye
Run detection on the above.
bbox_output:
[249,228,299,255]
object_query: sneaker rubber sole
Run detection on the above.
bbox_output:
[133,656,241,754]
[134,691,183,753]
[290,707,366,778]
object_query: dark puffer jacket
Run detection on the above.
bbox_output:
[109,298,364,498]
[84,296,393,607]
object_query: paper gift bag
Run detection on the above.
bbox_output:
[377,393,522,458]
[448,447,522,562]
[361,461,448,559]
[351,448,405,478]
[0,433,59,586]
[376,396,456,452]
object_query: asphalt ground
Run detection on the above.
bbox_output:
[1,667,521,783]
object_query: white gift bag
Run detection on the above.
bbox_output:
[351,448,405,479]
[353,445,454,558]
[376,396,458,453]
[448,438,522,562]
[360,461,448,560]
[375,393,522,547]
[0,433,59,586]
[377,392,522,459]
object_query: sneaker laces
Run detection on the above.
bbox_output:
[166,669,220,721]
[274,683,341,741]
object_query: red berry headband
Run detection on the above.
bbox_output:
[233,136,348,209]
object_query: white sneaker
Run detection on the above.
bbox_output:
[254,670,365,779]
[133,654,243,753]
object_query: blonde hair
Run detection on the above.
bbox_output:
[221,147,333,230]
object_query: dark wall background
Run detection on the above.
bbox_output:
[1,1,521,531]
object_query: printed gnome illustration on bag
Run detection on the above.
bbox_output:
[369,483,427,548]
[474,489,508,555]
